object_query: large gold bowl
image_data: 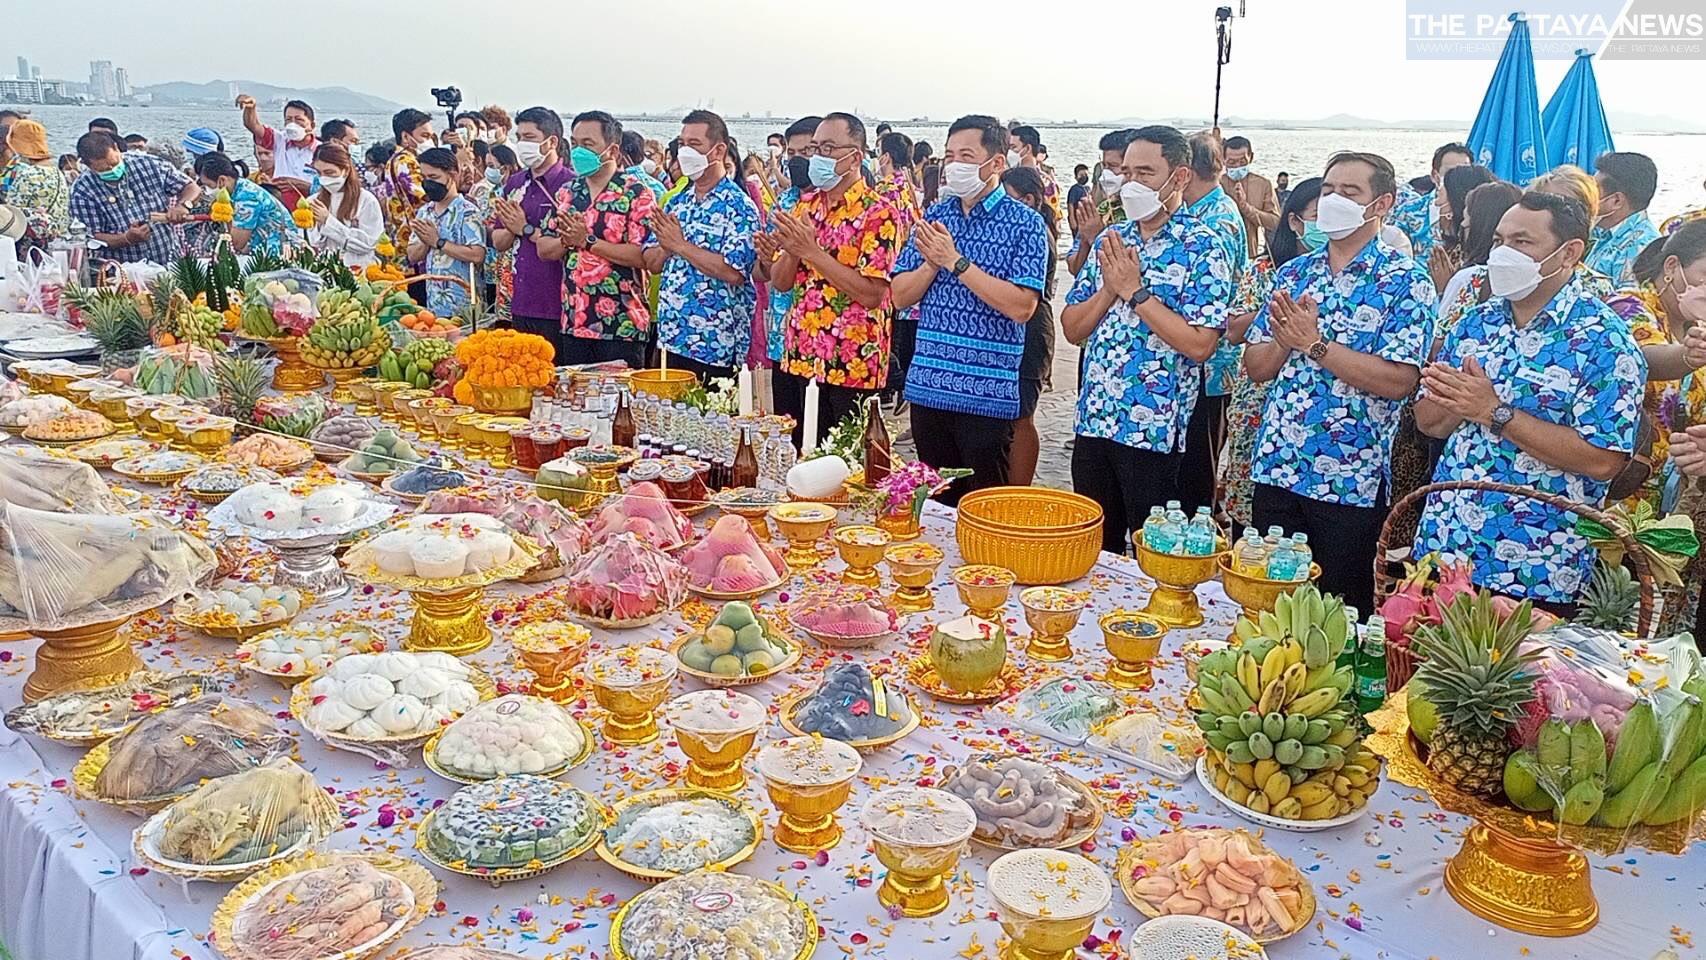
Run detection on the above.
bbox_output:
[628,368,699,400]
[956,487,1102,585]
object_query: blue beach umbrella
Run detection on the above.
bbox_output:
[1542,48,1615,173]
[1466,12,1549,184]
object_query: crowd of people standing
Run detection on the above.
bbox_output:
[4,97,1706,627]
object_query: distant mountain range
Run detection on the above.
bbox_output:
[137,79,406,114]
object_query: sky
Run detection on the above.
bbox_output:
[9,0,1703,127]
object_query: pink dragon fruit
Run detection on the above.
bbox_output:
[1432,555,1477,610]
[680,515,788,589]
[588,481,692,549]
[1379,576,1428,648]
[563,532,688,623]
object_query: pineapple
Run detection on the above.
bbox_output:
[1412,592,1543,796]
[1575,561,1638,632]
[214,354,269,424]
[76,289,151,354]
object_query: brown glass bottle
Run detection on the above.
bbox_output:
[862,396,892,484]
[611,389,635,448]
[732,428,759,488]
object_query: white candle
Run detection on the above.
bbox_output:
[660,348,668,374]
[737,367,754,417]
[802,378,820,455]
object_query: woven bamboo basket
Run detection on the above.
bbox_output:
[955,487,1103,585]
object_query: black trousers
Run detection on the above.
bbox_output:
[510,313,566,362]
[909,403,1013,508]
[664,353,736,384]
[559,337,647,370]
[1252,482,1388,616]
[888,317,918,401]
[773,370,876,449]
[1179,390,1228,516]
[1072,435,1185,555]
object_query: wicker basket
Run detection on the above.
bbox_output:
[955,487,1103,585]
[1374,480,1653,692]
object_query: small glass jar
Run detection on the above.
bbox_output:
[509,424,542,471]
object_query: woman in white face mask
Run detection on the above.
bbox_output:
[305,142,385,268]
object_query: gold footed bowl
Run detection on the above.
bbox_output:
[267,337,327,393]
[23,615,141,703]
[322,366,367,403]
[886,542,945,614]
[989,849,1113,960]
[588,649,678,746]
[832,524,892,586]
[875,507,922,541]
[1367,691,1617,937]
[469,383,535,416]
[771,502,838,571]
[404,585,492,657]
[861,786,977,918]
[1099,609,1169,690]
[952,564,1016,621]
[1217,555,1322,640]
[1134,534,1226,628]
[758,736,863,854]
[512,622,591,702]
[1019,586,1088,662]
[627,368,699,400]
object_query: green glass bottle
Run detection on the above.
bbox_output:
[1354,614,1388,714]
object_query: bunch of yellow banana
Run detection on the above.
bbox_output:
[1205,741,1382,819]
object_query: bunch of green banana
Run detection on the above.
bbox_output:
[1204,740,1382,819]
[1504,699,1706,830]
[301,290,389,369]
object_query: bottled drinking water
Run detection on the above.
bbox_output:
[1184,507,1218,556]
[1142,507,1169,553]
[1265,538,1301,580]
[1163,505,1190,556]
[1287,533,1313,580]
[1263,525,1284,553]
[1235,527,1267,574]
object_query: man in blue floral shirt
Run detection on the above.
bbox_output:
[643,109,759,381]
[1180,132,1248,515]
[1063,126,1232,554]
[1245,151,1436,612]
[1414,191,1645,609]
[1586,151,1661,286]
[1385,143,1470,261]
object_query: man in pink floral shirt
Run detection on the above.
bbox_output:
[758,112,902,441]
[538,110,658,368]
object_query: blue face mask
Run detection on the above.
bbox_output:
[1300,219,1328,251]
[97,160,127,182]
[808,153,843,189]
[1225,165,1251,181]
[485,167,504,185]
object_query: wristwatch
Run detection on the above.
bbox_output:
[582,233,597,252]
[522,222,537,238]
[951,255,971,277]
[1127,287,1153,309]
[1306,338,1331,362]
[434,237,447,252]
[1489,403,1516,436]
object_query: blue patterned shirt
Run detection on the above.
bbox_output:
[1188,186,1249,397]
[1249,238,1436,507]
[1067,211,1233,452]
[1414,277,1646,602]
[228,178,295,258]
[899,188,1049,420]
[765,186,804,363]
[419,195,484,317]
[1586,211,1659,288]
[1387,186,1437,260]
[66,152,190,264]
[650,177,759,368]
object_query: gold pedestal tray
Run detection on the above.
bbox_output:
[1217,556,1322,641]
[404,586,492,657]
[1134,534,1226,628]
[23,616,142,703]
[323,366,366,403]
[1363,691,1706,937]
[266,337,327,393]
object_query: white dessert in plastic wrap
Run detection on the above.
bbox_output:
[433,695,587,779]
[356,513,521,581]
[177,584,303,627]
[245,623,379,677]
[606,798,755,874]
[618,871,811,960]
[221,480,378,534]
[304,651,477,739]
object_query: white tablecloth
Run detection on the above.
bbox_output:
[2,500,1702,960]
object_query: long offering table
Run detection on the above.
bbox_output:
[1,499,1700,960]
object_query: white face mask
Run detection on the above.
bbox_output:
[1098,169,1123,195]
[1120,176,1178,223]
[1005,149,1022,168]
[940,160,989,199]
[679,145,712,181]
[283,122,307,142]
[1315,191,1377,240]
[513,140,546,171]
[318,175,345,194]
[640,158,659,176]
[1486,243,1567,300]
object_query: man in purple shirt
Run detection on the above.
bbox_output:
[488,106,572,355]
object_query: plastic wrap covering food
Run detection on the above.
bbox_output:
[423,775,601,870]
[228,857,414,960]
[307,415,379,460]
[989,677,1122,747]
[0,394,76,429]
[785,584,901,647]
[253,392,328,438]
[3,672,224,744]
[209,479,394,542]
[1408,593,1706,850]
[1088,708,1205,780]
[0,504,215,631]
[296,650,485,765]
[615,871,812,960]
[1117,828,1314,941]
[131,344,217,398]
[142,758,339,872]
[939,755,1098,847]
[0,445,125,514]
[791,662,912,743]
[240,269,321,339]
[679,514,787,592]
[563,532,687,626]
[417,487,591,575]
[92,695,284,803]
[586,481,693,550]
[431,695,588,780]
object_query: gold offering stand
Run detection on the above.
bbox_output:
[344,534,543,657]
[256,336,327,393]
[19,614,142,703]
[1362,481,1663,937]
[1134,533,1227,628]
[1216,555,1322,641]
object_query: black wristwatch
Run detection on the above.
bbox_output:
[435,237,447,251]
[951,255,971,277]
[522,222,537,238]
[1127,287,1153,308]
[1489,403,1515,436]
[582,234,598,252]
